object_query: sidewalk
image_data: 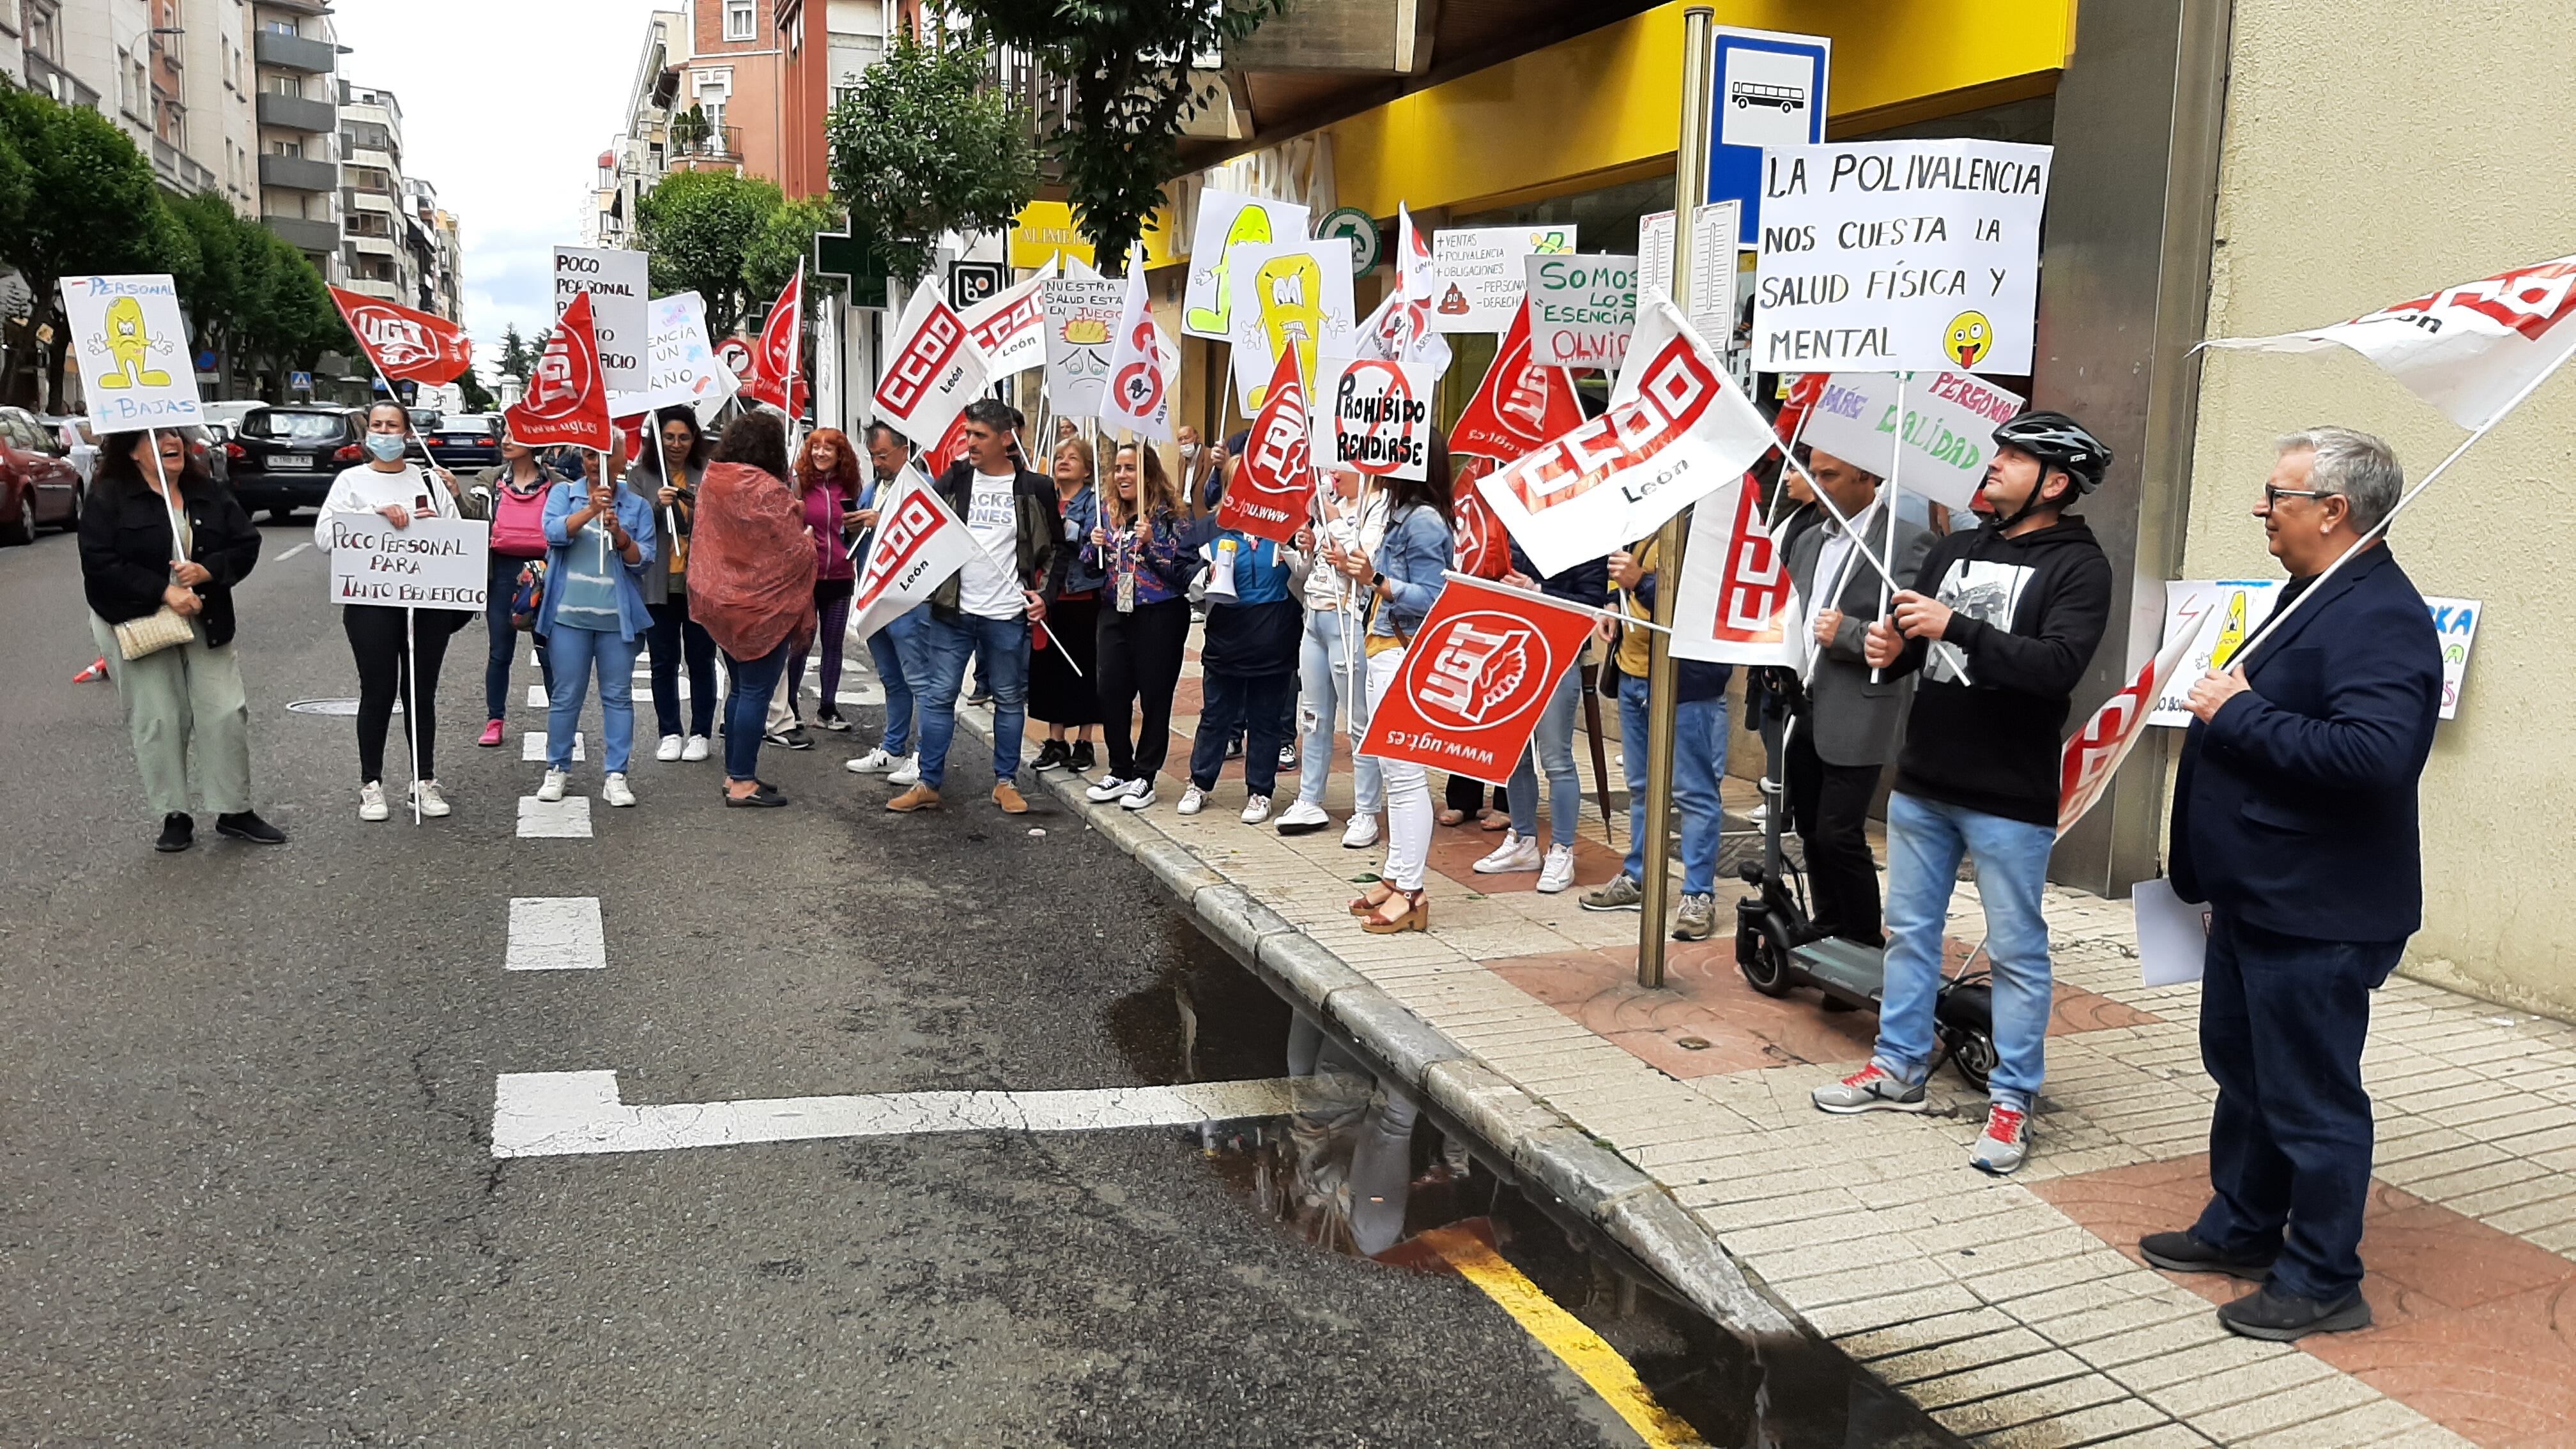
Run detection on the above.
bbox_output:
[943,638,2576,1448]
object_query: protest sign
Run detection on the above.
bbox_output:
[1524,254,1639,369]
[1103,269,1177,441]
[850,476,975,643]
[1041,276,1125,418]
[2131,878,2211,987]
[1637,201,1741,353]
[1312,355,1436,481]
[1356,576,1602,785]
[621,291,737,416]
[1669,473,1797,667]
[1798,369,2025,510]
[505,293,614,451]
[1450,300,1584,464]
[743,263,806,417]
[961,261,1055,378]
[554,246,650,396]
[1183,189,1311,340]
[326,514,491,609]
[1225,238,1355,413]
[1352,204,1455,379]
[1430,225,1578,334]
[1216,347,1316,545]
[2149,579,2483,724]
[61,274,201,431]
[873,284,986,445]
[1478,298,1778,578]
[1751,139,2051,374]
[328,286,473,387]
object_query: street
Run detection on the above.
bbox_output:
[2,520,1800,1447]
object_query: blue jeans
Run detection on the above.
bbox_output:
[1295,605,1381,813]
[646,596,717,739]
[1617,675,1727,895]
[1191,670,1294,797]
[544,624,642,774]
[722,641,790,782]
[1508,665,1583,850]
[2193,912,2399,1302]
[867,605,926,757]
[485,551,549,721]
[1873,791,2057,1109]
[916,611,1029,790]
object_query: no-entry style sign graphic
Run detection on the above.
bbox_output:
[1312,355,1435,481]
[1356,576,1602,785]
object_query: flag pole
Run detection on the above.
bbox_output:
[1871,371,1907,684]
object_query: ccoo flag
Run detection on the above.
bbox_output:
[1668,471,1798,667]
[329,286,473,385]
[504,292,614,451]
[1449,297,1584,464]
[849,473,974,644]
[2058,608,2208,836]
[1356,576,1604,786]
[873,283,988,446]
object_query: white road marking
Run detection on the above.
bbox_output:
[521,732,585,762]
[526,683,548,709]
[490,1071,1306,1158]
[515,795,592,838]
[275,542,311,562]
[506,897,606,971]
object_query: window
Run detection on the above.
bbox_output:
[263,19,298,35]
[264,73,300,97]
[723,0,755,41]
[27,3,61,63]
[271,139,302,158]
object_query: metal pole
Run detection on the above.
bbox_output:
[1637,6,1716,990]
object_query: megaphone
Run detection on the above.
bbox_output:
[1205,536,1241,601]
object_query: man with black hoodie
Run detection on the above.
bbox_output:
[1810,411,2114,1177]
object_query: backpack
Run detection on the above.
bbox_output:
[509,558,548,631]
[490,481,551,558]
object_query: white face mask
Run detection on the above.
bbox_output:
[364,433,407,463]
[1179,444,1200,461]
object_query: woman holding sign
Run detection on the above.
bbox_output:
[313,402,470,823]
[1342,434,1457,934]
[533,440,658,809]
[630,407,718,763]
[1081,441,1197,812]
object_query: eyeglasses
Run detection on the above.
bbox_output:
[2262,485,2327,507]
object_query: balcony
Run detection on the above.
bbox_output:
[253,29,336,74]
[263,213,341,254]
[151,136,222,195]
[348,233,395,257]
[258,151,338,192]
[665,125,743,172]
[256,90,335,134]
[342,277,399,302]
[25,52,102,112]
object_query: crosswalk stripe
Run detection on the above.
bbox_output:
[522,732,585,762]
[506,898,607,971]
[515,795,592,839]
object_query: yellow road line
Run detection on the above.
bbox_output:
[1419,1225,1710,1449]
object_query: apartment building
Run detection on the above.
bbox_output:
[167,0,261,215]
[595,8,687,247]
[335,82,408,302]
[249,0,341,282]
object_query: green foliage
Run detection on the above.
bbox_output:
[824,31,1037,286]
[634,168,785,336]
[455,364,496,413]
[496,324,530,384]
[744,195,838,307]
[948,0,1284,270]
[668,103,712,153]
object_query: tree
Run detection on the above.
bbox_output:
[949,1,1283,270]
[496,324,531,384]
[454,364,496,413]
[744,195,838,308]
[668,103,711,155]
[825,33,1037,287]
[634,169,782,336]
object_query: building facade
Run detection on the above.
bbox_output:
[249,0,341,282]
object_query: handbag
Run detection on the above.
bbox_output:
[509,558,549,631]
[114,605,195,660]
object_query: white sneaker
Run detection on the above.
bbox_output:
[357,781,389,822]
[680,734,711,762]
[1176,784,1207,815]
[1537,843,1577,894]
[1746,802,1769,829]
[1240,793,1273,826]
[602,772,636,808]
[1085,774,1133,803]
[886,753,921,786]
[1340,813,1381,850]
[845,746,894,774]
[655,734,684,763]
[1274,799,1330,835]
[410,778,451,818]
[1473,831,1542,874]
[537,769,568,803]
[1119,780,1158,810]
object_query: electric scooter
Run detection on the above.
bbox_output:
[1731,704,2000,1091]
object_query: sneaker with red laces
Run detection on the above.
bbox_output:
[477,719,506,747]
[1972,1104,2031,1174]
[1811,1062,1929,1114]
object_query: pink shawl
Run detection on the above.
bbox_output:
[686,462,817,661]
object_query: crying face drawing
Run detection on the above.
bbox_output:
[92,296,174,390]
[1248,254,1325,408]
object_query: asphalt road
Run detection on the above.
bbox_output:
[0,518,1683,1446]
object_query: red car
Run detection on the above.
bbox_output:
[0,405,81,544]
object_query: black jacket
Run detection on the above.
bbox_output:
[2170,546,2441,942]
[928,462,1058,622]
[1881,515,2113,825]
[80,473,262,647]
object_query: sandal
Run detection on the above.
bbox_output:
[1478,809,1510,832]
[1349,881,1397,916]
[1363,887,1430,934]
[1435,807,1468,827]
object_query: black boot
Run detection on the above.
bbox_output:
[1032,739,1070,772]
[1069,740,1096,774]
[215,811,288,845]
[155,814,193,853]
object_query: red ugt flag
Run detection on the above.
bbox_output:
[504,291,613,451]
[1358,576,1602,785]
[329,286,473,385]
[1449,298,1583,464]
[1216,345,1317,545]
[745,261,808,416]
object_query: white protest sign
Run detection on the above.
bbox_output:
[1041,276,1124,418]
[2131,877,2210,987]
[1225,238,1356,413]
[1430,224,1578,334]
[1523,254,1638,370]
[61,275,203,432]
[555,246,651,398]
[1798,369,2024,510]
[1182,189,1311,341]
[1637,201,1741,353]
[2150,579,2483,725]
[1752,140,2050,374]
[961,261,1055,378]
[326,515,491,609]
[1311,355,1437,481]
[620,291,737,416]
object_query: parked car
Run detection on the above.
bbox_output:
[424,413,502,471]
[199,400,268,431]
[181,423,232,490]
[38,413,97,484]
[0,404,82,544]
[227,405,365,522]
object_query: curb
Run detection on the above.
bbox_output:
[975,717,1798,1340]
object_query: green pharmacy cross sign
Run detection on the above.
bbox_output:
[813,229,888,309]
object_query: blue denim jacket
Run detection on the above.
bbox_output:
[1367,502,1454,640]
[537,480,658,641]
[1052,485,1107,595]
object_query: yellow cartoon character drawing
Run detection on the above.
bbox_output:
[1531,229,1573,256]
[2207,589,2249,670]
[1943,310,1993,368]
[1185,206,1275,335]
[93,296,174,390]
[1245,252,1325,410]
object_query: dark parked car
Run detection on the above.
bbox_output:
[424,413,503,471]
[0,404,80,544]
[228,405,365,522]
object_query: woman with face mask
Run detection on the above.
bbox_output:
[312,401,472,822]
[533,437,658,808]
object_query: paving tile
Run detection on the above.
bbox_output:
[2233,1398,2446,1449]
[1968,1397,2177,1448]
[2140,1346,2339,1417]
[1905,1348,2097,1409]
[1871,1326,2058,1387]
[2184,1372,2382,1443]
[1834,1306,2021,1363]
[1798,1282,1986,1338]
[1929,1372,2130,1438]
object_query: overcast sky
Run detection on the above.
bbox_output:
[329,1,667,373]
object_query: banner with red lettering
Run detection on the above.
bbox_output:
[1449,298,1582,464]
[328,286,473,385]
[1668,472,1797,666]
[2058,615,2204,836]
[1449,454,1512,580]
[1215,345,1315,544]
[873,284,987,445]
[1476,298,1779,578]
[1356,576,1603,785]
[503,292,614,451]
[961,259,1055,376]
[744,261,808,416]
[850,473,974,643]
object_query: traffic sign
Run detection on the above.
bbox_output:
[714,337,753,380]
[1315,207,1383,277]
[1706,26,1830,247]
[289,370,314,394]
[948,261,1005,312]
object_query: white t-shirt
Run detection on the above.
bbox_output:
[314,463,446,555]
[956,470,1023,620]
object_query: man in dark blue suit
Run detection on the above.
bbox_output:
[2142,427,2442,1342]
